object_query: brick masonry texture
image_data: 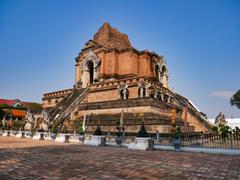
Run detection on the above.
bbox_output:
[0,137,240,179]
[42,23,212,133]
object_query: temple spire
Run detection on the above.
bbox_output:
[93,22,131,50]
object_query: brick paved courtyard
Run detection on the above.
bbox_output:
[0,137,240,180]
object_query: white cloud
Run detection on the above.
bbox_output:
[209,91,234,100]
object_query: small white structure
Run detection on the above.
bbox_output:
[15,131,25,138]
[69,136,80,143]
[128,137,151,150]
[84,135,105,146]
[25,131,33,138]
[10,130,17,136]
[2,131,10,137]
[69,132,82,143]
[32,132,44,140]
[44,131,52,140]
[44,134,51,140]
[55,134,70,143]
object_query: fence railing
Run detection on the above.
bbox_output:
[154,132,240,149]
[1,129,240,150]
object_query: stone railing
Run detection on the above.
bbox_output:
[42,88,73,100]
[53,88,90,126]
[90,76,170,93]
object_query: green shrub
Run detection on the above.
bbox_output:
[219,123,230,141]
[74,119,84,134]
[171,123,182,139]
[78,125,84,134]
[25,102,42,110]
[0,104,11,109]
[235,127,240,132]
[50,124,57,133]
[212,126,218,133]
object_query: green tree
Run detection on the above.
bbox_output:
[212,126,218,133]
[0,109,5,119]
[219,123,230,141]
[14,105,27,110]
[235,127,240,132]
[25,102,42,110]
[230,90,240,109]
[170,123,181,139]
[0,104,11,111]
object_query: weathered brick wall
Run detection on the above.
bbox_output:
[184,110,210,132]
[64,98,187,133]
[87,85,139,103]
[75,48,161,84]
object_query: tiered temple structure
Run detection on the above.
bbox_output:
[42,23,212,133]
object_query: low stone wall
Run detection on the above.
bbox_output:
[78,97,181,112]
[154,145,240,155]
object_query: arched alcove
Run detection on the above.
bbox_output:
[161,65,168,88]
[82,51,100,88]
[87,61,94,85]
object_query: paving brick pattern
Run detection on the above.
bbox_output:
[0,137,240,180]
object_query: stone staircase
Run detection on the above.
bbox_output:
[48,88,89,128]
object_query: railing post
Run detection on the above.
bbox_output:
[229,130,233,149]
[156,131,160,142]
[201,131,204,148]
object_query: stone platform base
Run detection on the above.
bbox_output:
[84,135,106,146]
[44,133,56,141]
[44,134,51,140]
[69,135,82,143]
[25,132,33,138]
[128,137,150,150]
[2,131,10,137]
[55,134,70,143]
[32,133,44,140]
[15,132,25,138]
[10,131,17,136]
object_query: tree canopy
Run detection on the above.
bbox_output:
[230,90,240,109]
[0,109,5,119]
[25,102,42,110]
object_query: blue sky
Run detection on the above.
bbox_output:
[0,0,239,118]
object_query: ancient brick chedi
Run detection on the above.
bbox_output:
[42,23,212,133]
